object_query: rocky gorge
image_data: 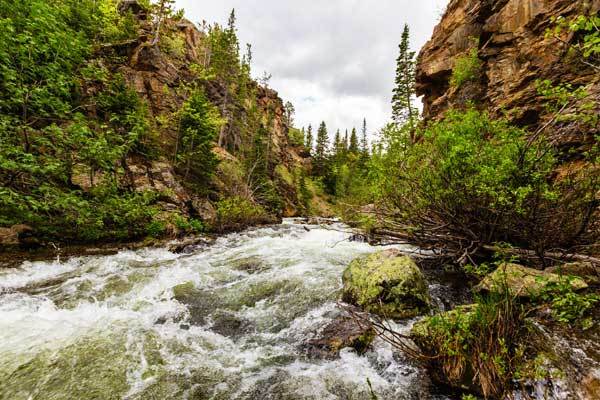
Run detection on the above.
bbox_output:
[1,0,599,399]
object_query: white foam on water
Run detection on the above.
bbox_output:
[0,221,434,400]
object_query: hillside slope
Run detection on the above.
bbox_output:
[0,0,310,250]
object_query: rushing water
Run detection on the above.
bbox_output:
[0,220,449,400]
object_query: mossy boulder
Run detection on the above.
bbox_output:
[546,262,600,285]
[410,305,480,393]
[475,263,588,298]
[341,250,430,319]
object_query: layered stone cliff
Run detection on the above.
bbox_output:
[416,0,599,152]
[92,8,306,227]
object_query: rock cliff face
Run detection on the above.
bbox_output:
[102,10,305,225]
[416,0,599,151]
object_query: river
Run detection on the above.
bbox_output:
[0,219,451,400]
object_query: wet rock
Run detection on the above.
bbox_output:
[513,317,600,400]
[0,224,37,249]
[229,256,267,274]
[172,282,223,325]
[210,310,254,338]
[167,236,212,254]
[302,313,375,359]
[348,233,369,243]
[546,262,600,286]
[475,263,588,298]
[342,250,431,319]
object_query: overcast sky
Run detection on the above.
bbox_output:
[176,0,448,138]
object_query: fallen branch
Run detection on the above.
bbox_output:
[482,244,600,266]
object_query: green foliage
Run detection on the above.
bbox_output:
[392,24,418,126]
[368,108,599,255]
[176,89,223,185]
[146,219,167,238]
[313,121,329,176]
[0,0,163,242]
[536,79,599,126]
[450,47,482,88]
[537,276,599,327]
[297,170,313,214]
[305,124,314,153]
[288,127,305,147]
[549,14,600,67]
[215,196,269,232]
[414,290,525,398]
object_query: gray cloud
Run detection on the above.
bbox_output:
[176,0,448,138]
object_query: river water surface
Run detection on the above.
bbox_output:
[0,220,449,399]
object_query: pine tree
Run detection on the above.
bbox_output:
[349,127,359,154]
[360,118,369,155]
[359,118,370,165]
[151,0,176,45]
[334,129,341,154]
[284,101,295,127]
[313,121,329,176]
[344,129,349,152]
[392,24,418,133]
[305,124,313,154]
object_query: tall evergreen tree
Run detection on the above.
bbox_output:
[391,24,418,134]
[313,121,329,176]
[359,118,370,165]
[334,129,341,154]
[344,129,349,152]
[360,118,369,155]
[305,124,313,154]
[349,127,359,154]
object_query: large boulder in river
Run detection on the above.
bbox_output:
[342,250,430,319]
[475,263,588,298]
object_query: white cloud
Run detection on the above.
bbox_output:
[176,0,448,139]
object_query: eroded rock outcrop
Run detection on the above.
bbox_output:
[94,4,307,229]
[416,0,600,151]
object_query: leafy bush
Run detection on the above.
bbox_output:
[215,196,270,232]
[0,0,162,243]
[450,48,482,88]
[537,276,599,328]
[373,109,597,261]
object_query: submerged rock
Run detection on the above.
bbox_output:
[342,250,430,319]
[303,312,375,359]
[210,310,254,339]
[475,263,588,298]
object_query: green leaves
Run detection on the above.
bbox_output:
[175,89,223,185]
[450,46,482,88]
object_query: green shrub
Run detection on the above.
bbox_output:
[537,277,599,328]
[146,219,167,238]
[450,48,482,88]
[373,108,597,260]
[215,196,269,232]
[413,291,525,398]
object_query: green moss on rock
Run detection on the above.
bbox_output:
[341,250,430,319]
[475,263,588,298]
